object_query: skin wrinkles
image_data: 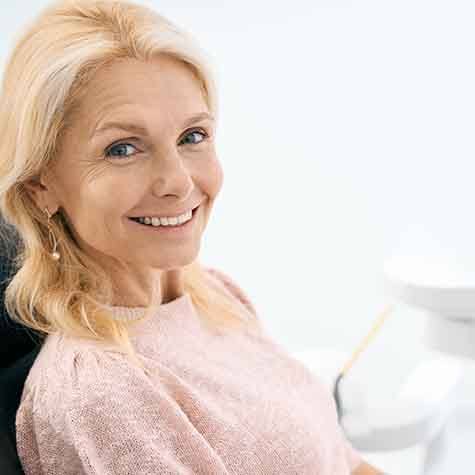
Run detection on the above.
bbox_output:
[23,51,383,475]
[25,54,223,306]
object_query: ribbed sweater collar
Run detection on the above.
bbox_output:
[104,292,193,322]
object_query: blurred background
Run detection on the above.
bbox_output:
[2,1,475,473]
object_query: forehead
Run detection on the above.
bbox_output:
[76,55,207,131]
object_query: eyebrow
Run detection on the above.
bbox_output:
[90,111,215,139]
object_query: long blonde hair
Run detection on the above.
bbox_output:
[0,0,260,372]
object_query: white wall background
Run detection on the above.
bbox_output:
[2,1,475,473]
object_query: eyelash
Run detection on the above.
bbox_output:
[103,128,209,160]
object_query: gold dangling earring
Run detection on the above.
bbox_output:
[44,206,60,261]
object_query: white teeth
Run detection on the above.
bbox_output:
[134,209,193,227]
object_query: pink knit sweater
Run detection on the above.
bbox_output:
[15,267,362,474]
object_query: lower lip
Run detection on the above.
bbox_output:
[127,206,199,236]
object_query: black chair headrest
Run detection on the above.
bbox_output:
[0,217,42,474]
[0,218,42,369]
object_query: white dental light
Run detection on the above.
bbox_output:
[383,254,475,360]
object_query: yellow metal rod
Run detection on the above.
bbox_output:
[341,303,394,376]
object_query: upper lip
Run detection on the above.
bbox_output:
[129,202,201,219]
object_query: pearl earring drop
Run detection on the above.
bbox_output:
[44,206,60,261]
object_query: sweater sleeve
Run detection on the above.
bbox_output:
[16,349,229,475]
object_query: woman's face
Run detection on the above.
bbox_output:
[30,55,223,302]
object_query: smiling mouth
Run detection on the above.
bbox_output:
[128,204,200,220]
[127,204,200,226]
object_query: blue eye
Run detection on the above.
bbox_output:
[103,128,209,160]
[104,143,137,159]
[179,128,208,146]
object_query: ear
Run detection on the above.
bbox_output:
[23,172,59,216]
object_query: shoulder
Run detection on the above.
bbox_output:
[14,335,184,474]
[17,332,135,421]
[203,266,259,318]
[15,331,160,464]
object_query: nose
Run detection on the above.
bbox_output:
[149,149,194,200]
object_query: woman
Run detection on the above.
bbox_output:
[0,0,383,473]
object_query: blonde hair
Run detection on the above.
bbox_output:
[0,0,260,372]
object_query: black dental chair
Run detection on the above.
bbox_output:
[0,219,42,475]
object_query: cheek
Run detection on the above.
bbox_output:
[202,157,224,197]
[87,171,146,213]
[62,177,138,239]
